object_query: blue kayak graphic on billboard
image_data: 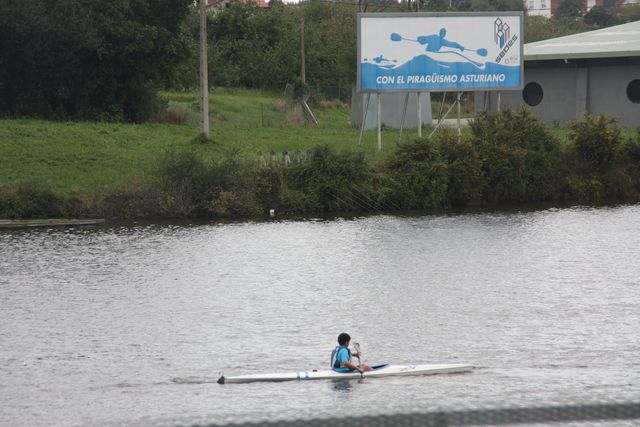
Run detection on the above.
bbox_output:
[358,13,523,92]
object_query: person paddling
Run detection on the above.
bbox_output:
[330,333,371,374]
[417,28,464,53]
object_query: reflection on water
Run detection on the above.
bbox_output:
[332,380,355,393]
[1,205,640,427]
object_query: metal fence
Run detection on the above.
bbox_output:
[189,401,640,427]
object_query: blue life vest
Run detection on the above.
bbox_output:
[330,345,351,369]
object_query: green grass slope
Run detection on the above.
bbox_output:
[0,88,411,197]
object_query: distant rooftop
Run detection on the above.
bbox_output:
[524,20,640,61]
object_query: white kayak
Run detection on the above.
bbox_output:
[217,363,472,384]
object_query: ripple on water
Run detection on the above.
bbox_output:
[1,205,640,426]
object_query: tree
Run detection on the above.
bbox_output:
[584,6,620,27]
[455,0,524,11]
[555,0,584,18]
[207,1,357,91]
[525,15,591,43]
[0,0,192,121]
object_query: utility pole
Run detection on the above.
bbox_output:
[300,17,306,86]
[199,0,210,137]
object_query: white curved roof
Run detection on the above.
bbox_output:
[525,20,640,61]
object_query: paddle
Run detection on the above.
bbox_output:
[353,342,363,378]
[353,342,361,367]
[389,32,488,57]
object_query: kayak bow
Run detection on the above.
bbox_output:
[217,363,471,384]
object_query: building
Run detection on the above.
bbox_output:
[525,0,556,18]
[525,0,605,17]
[205,0,269,10]
[476,20,640,127]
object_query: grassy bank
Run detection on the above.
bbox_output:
[0,88,422,197]
[1,89,639,219]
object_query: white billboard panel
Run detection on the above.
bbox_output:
[358,12,523,92]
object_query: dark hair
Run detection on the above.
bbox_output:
[337,333,351,345]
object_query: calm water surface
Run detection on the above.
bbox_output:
[1,205,640,426]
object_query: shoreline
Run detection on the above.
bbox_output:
[0,219,105,229]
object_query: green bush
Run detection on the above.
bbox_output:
[287,145,371,211]
[569,114,623,168]
[0,183,62,219]
[433,129,485,206]
[90,189,163,219]
[471,108,562,203]
[384,138,449,209]
[157,148,268,217]
[605,130,640,198]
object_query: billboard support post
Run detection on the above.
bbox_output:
[417,92,422,138]
[429,97,457,139]
[398,92,409,145]
[358,93,371,146]
[377,93,382,151]
[456,91,461,141]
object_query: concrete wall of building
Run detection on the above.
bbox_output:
[588,64,640,126]
[352,90,432,130]
[475,66,577,123]
[475,60,640,127]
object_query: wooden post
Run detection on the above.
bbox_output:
[300,17,306,86]
[199,0,209,137]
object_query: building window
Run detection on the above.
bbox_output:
[627,79,640,104]
[523,82,543,107]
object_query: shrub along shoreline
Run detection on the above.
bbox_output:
[2,109,640,220]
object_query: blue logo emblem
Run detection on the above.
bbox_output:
[494,18,510,49]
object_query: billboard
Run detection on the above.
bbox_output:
[357,12,523,93]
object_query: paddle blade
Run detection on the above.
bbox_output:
[476,48,488,57]
[390,33,402,42]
